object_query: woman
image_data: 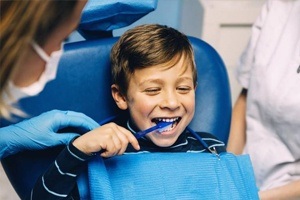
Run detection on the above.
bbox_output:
[227,0,300,199]
[0,0,99,159]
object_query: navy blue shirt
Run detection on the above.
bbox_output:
[26,116,226,199]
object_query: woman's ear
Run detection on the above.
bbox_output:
[111,84,128,110]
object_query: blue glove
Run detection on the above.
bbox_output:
[0,110,99,159]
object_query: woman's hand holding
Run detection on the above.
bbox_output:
[0,109,99,159]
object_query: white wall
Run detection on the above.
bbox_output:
[198,0,266,102]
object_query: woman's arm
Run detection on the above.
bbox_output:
[226,88,247,154]
[259,180,300,200]
[0,110,99,159]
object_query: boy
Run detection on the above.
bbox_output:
[108,24,226,153]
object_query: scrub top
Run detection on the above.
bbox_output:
[236,0,300,190]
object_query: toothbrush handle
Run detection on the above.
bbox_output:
[135,125,159,139]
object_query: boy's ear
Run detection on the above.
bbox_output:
[111,84,128,110]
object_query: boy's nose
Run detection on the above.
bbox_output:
[159,92,180,110]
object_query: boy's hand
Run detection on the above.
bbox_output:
[72,122,140,157]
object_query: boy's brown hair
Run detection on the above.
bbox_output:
[110,24,197,96]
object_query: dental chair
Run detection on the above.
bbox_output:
[0,2,231,199]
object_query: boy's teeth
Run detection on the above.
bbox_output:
[158,117,178,123]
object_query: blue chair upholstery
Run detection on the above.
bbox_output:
[0,36,231,199]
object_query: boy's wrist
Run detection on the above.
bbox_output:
[70,137,95,158]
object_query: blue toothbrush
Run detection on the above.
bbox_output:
[135,121,173,139]
[94,120,173,154]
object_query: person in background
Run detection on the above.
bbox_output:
[0,1,140,199]
[227,0,300,199]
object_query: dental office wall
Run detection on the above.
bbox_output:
[0,0,265,199]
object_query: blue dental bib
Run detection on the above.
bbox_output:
[77,152,259,200]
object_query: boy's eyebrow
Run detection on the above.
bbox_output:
[138,77,193,87]
[177,77,194,82]
[138,79,163,87]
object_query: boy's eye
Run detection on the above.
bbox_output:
[144,88,161,95]
[177,86,192,94]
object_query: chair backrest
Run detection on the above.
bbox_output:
[0,36,231,199]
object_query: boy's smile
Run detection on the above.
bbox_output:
[113,55,196,147]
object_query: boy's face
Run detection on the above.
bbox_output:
[112,55,196,147]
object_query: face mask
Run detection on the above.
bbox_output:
[4,41,63,105]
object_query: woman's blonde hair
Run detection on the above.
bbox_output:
[0,0,77,119]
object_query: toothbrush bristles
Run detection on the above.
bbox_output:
[157,121,173,132]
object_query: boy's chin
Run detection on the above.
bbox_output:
[149,135,179,148]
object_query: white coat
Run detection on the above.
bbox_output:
[236,0,300,190]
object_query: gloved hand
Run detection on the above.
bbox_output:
[0,109,99,159]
